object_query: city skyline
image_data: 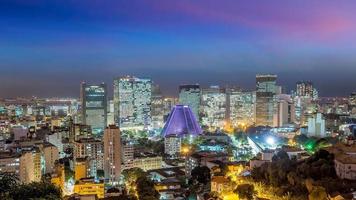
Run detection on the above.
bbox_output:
[1,0,356,97]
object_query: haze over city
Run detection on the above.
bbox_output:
[1,0,356,97]
[2,1,356,200]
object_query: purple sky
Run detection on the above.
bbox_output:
[0,0,356,97]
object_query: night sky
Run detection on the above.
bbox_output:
[1,0,356,98]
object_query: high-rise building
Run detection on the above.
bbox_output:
[163,97,178,121]
[201,86,226,129]
[74,138,104,177]
[295,81,318,100]
[43,143,59,174]
[103,125,121,184]
[273,94,295,127]
[114,76,152,130]
[179,84,201,119]
[80,82,107,135]
[151,84,164,129]
[226,88,255,127]
[0,151,35,183]
[255,74,277,126]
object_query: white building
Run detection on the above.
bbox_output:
[164,135,181,157]
[133,155,162,171]
[327,143,356,180]
[114,76,152,130]
[307,113,326,138]
[273,94,295,127]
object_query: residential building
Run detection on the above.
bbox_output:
[164,135,181,157]
[103,125,121,184]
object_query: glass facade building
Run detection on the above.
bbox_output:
[255,74,277,126]
[178,84,201,120]
[80,82,107,135]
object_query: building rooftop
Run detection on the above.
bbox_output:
[325,143,356,164]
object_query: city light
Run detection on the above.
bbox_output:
[266,137,275,145]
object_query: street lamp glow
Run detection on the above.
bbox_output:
[266,137,275,145]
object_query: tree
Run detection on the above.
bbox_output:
[136,176,159,200]
[122,168,146,194]
[11,181,62,200]
[234,184,256,200]
[190,166,211,185]
[308,186,328,200]
[0,172,19,199]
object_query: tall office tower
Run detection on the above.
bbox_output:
[103,125,121,185]
[201,86,226,130]
[74,138,104,177]
[296,81,318,100]
[273,94,295,127]
[113,76,152,130]
[179,84,201,120]
[163,97,178,120]
[227,88,256,127]
[80,82,107,135]
[255,74,277,126]
[151,84,164,129]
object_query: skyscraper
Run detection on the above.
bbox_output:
[151,84,164,129]
[179,84,201,119]
[201,86,226,129]
[113,76,152,130]
[296,81,318,100]
[227,88,256,127]
[103,125,121,185]
[80,82,107,135]
[255,74,277,126]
